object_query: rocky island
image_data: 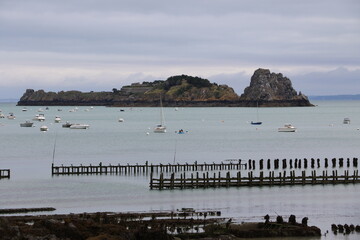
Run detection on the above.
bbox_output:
[17,69,313,107]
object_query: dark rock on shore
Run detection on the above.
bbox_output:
[17,70,313,107]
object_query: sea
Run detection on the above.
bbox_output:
[0,100,359,239]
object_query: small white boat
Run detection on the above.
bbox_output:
[33,114,45,121]
[7,113,16,119]
[343,118,350,124]
[37,108,44,112]
[0,113,5,118]
[69,124,90,129]
[278,124,297,132]
[54,116,61,123]
[118,118,124,122]
[20,120,34,127]
[40,125,48,131]
[22,107,28,111]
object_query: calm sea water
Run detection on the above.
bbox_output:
[0,101,359,239]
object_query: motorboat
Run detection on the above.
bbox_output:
[69,124,90,129]
[251,121,262,125]
[20,120,34,127]
[22,107,28,112]
[40,125,48,131]
[118,118,124,122]
[0,113,4,118]
[54,116,61,123]
[7,113,15,119]
[33,114,45,121]
[278,124,297,132]
[343,118,350,124]
[62,121,72,128]
[37,108,44,112]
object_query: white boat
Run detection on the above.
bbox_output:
[154,96,166,133]
[7,113,16,119]
[40,125,48,131]
[69,124,90,129]
[22,107,28,112]
[37,108,44,112]
[20,120,34,127]
[118,118,124,122]
[0,113,5,118]
[278,124,297,132]
[33,114,45,121]
[54,116,61,123]
[343,118,350,124]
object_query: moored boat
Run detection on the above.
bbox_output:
[33,114,45,121]
[20,120,34,127]
[54,116,61,123]
[278,124,297,132]
[343,118,350,124]
[69,124,90,129]
[7,113,15,119]
[40,125,49,131]
[62,121,72,128]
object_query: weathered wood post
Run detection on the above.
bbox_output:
[289,159,293,169]
[353,158,358,168]
[332,158,336,168]
[324,158,328,168]
[259,159,263,170]
[298,159,301,168]
[339,158,344,168]
[317,158,320,168]
[248,159,252,170]
[311,158,315,168]
[150,172,153,190]
[159,172,164,190]
[226,171,231,187]
[304,158,308,169]
[295,158,298,168]
[267,159,271,169]
[282,159,287,169]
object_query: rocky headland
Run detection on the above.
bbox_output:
[17,69,313,107]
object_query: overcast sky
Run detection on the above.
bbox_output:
[0,0,359,99]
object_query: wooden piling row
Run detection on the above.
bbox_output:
[149,170,360,190]
[51,161,247,176]
[0,169,10,179]
[51,157,358,176]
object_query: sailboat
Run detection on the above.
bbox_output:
[251,102,262,125]
[154,96,166,133]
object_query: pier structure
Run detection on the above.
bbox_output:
[149,170,360,190]
[0,169,10,179]
[51,160,247,175]
[51,157,358,176]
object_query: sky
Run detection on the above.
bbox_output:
[0,0,359,99]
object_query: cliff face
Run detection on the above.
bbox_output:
[17,71,313,107]
[239,68,313,107]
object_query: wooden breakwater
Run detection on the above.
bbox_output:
[0,169,10,179]
[51,157,358,176]
[149,170,360,190]
[51,161,247,175]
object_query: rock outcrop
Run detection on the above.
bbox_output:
[17,70,313,107]
[239,68,313,107]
